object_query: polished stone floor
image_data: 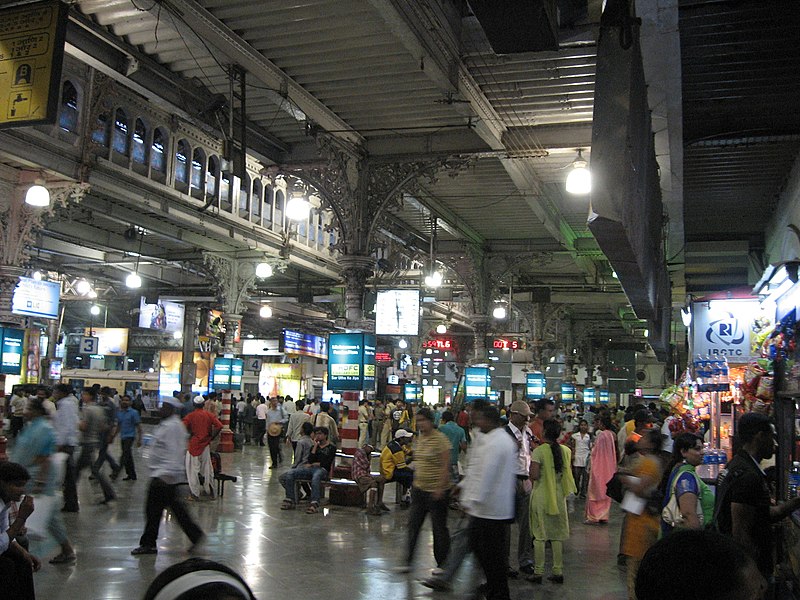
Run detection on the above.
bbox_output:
[21,433,627,600]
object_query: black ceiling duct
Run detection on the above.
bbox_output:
[467,0,560,53]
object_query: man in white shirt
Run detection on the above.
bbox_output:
[52,384,80,513]
[235,397,247,434]
[504,400,535,576]
[572,419,592,499]
[131,397,204,556]
[0,461,40,599]
[254,398,269,447]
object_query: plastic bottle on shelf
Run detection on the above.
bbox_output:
[711,360,721,392]
[789,462,800,498]
[720,356,730,391]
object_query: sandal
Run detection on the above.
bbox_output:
[306,502,319,514]
[280,500,295,510]
[49,553,77,564]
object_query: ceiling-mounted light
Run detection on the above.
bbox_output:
[492,305,507,320]
[255,262,273,278]
[436,323,447,334]
[126,272,142,289]
[424,270,443,288]
[259,305,273,319]
[286,191,311,221]
[680,308,692,327]
[31,270,43,281]
[25,180,50,207]
[565,149,591,195]
[76,279,92,295]
[398,338,408,349]
[87,289,98,299]
[173,330,183,340]
[90,304,101,316]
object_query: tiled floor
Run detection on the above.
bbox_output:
[24,437,627,599]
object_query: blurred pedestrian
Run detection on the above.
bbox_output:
[585,414,617,524]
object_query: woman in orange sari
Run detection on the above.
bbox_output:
[584,414,617,524]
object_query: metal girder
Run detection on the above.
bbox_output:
[161,0,363,146]
[402,193,484,246]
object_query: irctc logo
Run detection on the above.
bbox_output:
[705,312,744,346]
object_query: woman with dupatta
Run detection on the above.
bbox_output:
[585,413,617,524]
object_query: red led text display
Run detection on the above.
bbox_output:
[492,338,522,350]
[375,352,393,363]
[422,338,453,350]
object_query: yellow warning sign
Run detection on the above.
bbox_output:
[0,1,67,129]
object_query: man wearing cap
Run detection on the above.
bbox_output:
[132,397,204,555]
[505,400,536,577]
[182,396,223,500]
[380,429,414,505]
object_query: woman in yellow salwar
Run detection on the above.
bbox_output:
[529,419,577,584]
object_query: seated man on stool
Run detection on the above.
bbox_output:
[380,429,414,506]
[0,462,41,600]
[280,426,336,514]
[353,442,388,515]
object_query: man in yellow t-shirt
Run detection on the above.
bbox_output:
[396,407,452,573]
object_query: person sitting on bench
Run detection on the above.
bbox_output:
[280,427,336,514]
[353,443,388,516]
[380,429,414,506]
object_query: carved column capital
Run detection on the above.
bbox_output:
[0,265,25,327]
[470,314,492,361]
[338,255,374,325]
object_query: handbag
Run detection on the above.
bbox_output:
[662,469,704,528]
[606,472,624,503]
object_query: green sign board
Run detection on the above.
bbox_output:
[212,357,243,389]
[404,383,422,403]
[526,372,546,399]
[328,333,376,391]
[0,327,24,375]
[464,366,491,401]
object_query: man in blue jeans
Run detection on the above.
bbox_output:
[112,395,142,481]
[279,427,336,514]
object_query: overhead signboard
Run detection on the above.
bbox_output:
[404,383,422,403]
[241,338,281,356]
[464,366,491,401]
[281,329,327,359]
[584,386,596,403]
[691,299,762,361]
[375,289,420,336]
[138,297,185,333]
[0,1,68,129]
[526,372,546,400]
[422,338,454,350]
[11,276,59,319]
[0,327,24,374]
[492,337,524,350]
[83,327,128,356]
[561,382,576,403]
[599,388,609,404]
[328,333,376,391]
[212,357,243,389]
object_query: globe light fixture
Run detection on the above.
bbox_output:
[565,149,591,195]
[492,305,507,319]
[259,305,273,319]
[436,323,447,334]
[173,330,183,340]
[25,181,50,207]
[285,192,311,221]
[126,272,142,289]
[90,304,101,316]
[32,270,43,281]
[76,279,92,295]
[398,338,408,349]
[87,289,98,299]
[424,270,443,288]
[255,262,273,278]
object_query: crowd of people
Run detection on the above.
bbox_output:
[1,386,794,600]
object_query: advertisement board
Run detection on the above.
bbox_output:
[259,363,303,399]
[584,386,596,403]
[599,388,609,404]
[691,299,765,361]
[211,357,243,389]
[83,327,128,356]
[241,338,281,356]
[526,372,546,399]
[12,276,60,319]
[404,383,422,403]
[464,366,491,401]
[327,333,376,391]
[281,329,327,359]
[0,327,24,374]
[375,289,420,336]
[561,382,576,402]
[138,297,185,333]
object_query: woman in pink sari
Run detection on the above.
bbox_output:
[585,414,617,524]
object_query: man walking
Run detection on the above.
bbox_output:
[113,394,143,481]
[95,387,122,478]
[75,388,116,505]
[254,398,268,447]
[131,397,204,555]
[183,397,222,499]
[52,384,80,512]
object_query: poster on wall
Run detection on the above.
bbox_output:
[138,297,185,333]
[259,363,303,399]
[12,277,60,319]
[160,350,209,397]
[691,300,768,362]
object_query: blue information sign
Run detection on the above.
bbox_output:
[404,383,422,403]
[12,277,60,319]
[464,366,491,401]
[599,388,609,404]
[328,333,376,391]
[526,372,546,399]
[0,327,24,375]
[584,386,596,403]
[281,329,327,359]
[212,357,243,388]
[561,382,576,403]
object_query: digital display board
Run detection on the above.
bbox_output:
[492,337,523,350]
[328,333,376,391]
[404,383,422,403]
[375,351,393,363]
[464,366,491,401]
[212,357,243,388]
[422,338,453,350]
[599,388,609,404]
[281,329,327,359]
[584,386,596,403]
[12,276,60,319]
[139,297,185,333]
[526,372,546,399]
[0,327,24,374]
[375,289,420,336]
[561,382,576,403]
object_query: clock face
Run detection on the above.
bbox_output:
[375,289,420,336]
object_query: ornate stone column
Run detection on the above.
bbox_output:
[471,314,491,362]
[338,254,374,324]
[0,265,24,327]
[180,304,199,396]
